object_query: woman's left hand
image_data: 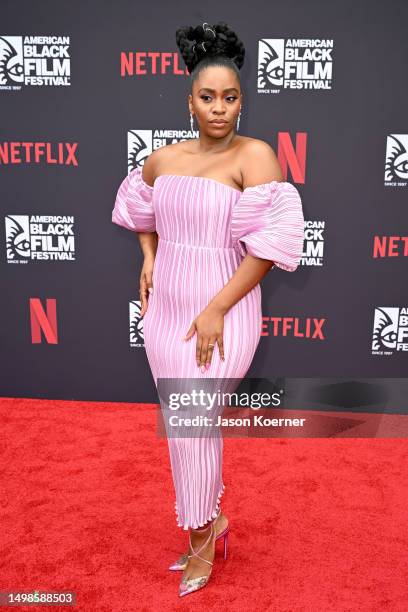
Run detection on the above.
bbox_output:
[183,304,225,370]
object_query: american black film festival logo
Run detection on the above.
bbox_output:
[257,38,334,93]
[372,307,408,356]
[127,128,198,172]
[5,215,76,263]
[0,36,71,89]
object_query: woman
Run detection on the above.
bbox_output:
[112,21,305,597]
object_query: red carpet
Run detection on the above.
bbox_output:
[0,397,407,611]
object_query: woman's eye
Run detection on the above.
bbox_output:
[200,96,237,102]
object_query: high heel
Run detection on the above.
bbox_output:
[223,530,229,560]
[169,507,230,571]
[178,521,215,597]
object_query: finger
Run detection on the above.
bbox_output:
[183,321,196,341]
[140,287,148,316]
[196,334,203,367]
[205,337,217,368]
[200,338,210,369]
[146,271,154,295]
[139,274,149,316]
[217,336,225,361]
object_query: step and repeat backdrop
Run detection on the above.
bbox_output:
[1,1,407,403]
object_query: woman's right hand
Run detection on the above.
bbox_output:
[140,255,155,317]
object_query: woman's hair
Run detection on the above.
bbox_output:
[175,21,245,87]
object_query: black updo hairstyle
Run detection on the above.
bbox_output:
[175,21,245,88]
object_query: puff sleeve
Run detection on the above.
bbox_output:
[231,180,305,272]
[112,166,156,233]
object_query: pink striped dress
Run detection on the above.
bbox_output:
[112,168,305,530]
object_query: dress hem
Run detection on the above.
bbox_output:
[175,483,226,531]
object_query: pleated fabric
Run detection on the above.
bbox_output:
[112,168,305,529]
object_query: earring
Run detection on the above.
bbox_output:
[236,108,242,131]
[190,112,194,132]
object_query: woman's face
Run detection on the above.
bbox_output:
[188,65,242,136]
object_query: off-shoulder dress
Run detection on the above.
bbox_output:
[113,168,305,529]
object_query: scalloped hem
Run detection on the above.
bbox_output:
[174,483,226,531]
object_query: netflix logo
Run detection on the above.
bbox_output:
[373,236,408,259]
[261,317,326,340]
[29,298,58,344]
[120,52,189,77]
[0,142,78,165]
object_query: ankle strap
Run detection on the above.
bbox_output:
[188,522,214,560]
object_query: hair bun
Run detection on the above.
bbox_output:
[175,21,245,74]
[192,23,217,53]
[201,23,217,42]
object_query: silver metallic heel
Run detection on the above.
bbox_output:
[169,506,229,571]
[178,522,215,597]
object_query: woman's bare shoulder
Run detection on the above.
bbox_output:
[141,143,177,186]
[238,137,284,187]
[143,140,196,184]
[238,136,277,156]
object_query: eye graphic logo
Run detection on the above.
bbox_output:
[0,36,24,86]
[130,300,145,347]
[258,39,284,89]
[372,307,398,351]
[5,215,31,260]
[384,134,408,185]
[128,131,152,174]
[371,307,408,355]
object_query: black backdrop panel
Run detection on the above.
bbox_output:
[1,1,407,402]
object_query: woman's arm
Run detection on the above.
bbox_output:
[184,140,284,369]
[138,232,158,259]
[139,153,160,315]
[139,152,159,259]
[139,232,158,317]
[208,254,273,315]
